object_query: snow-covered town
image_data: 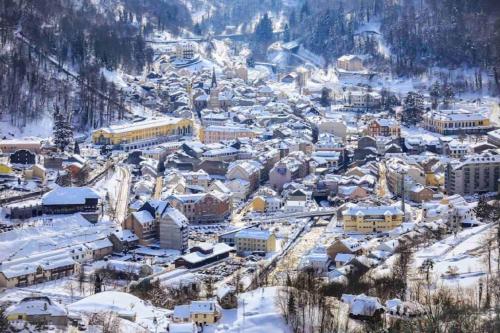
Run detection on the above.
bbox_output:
[0,1,499,332]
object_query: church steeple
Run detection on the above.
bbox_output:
[211,67,217,88]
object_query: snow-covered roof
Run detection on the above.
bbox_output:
[424,109,489,122]
[42,186,100,206]
[133,210,155,225]
[341,293,384,316]
[344,205,403,216]
[96,116,187,134]
[235,228,272,241]
[173,304,190,319]
[68,291,155,320]
[190,300,217,314]
[112,230,139,242]
[170,323,196,333]
[335,253,355,264]
[6,296,67,317]
[338,55,362,62]
[179,243,232,265]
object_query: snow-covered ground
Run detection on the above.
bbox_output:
[414,224,496,288]
[0,214,114,261]
[69,291,171,332]
[210,287,291,333]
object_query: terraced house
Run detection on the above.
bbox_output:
[92,117,193,151]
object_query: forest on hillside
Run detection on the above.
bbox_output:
[0,0,191,131]
[289,0,500,74]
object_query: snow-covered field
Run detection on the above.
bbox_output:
[210,287,291,333]
[0,214,114,261]
[414,224,496,288]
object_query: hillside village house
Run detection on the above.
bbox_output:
[422,109,493,135]
[173,300,221,325]
[0,139,42,154]
[6,296,68,327]
[92,117,193,151]
[344,90,381,110]
[327,237,364,259]
[343,205,404,232]
[337,55,364,71]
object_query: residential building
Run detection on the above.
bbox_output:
[422,194,477,227]
[337,55,364,71]
[487,129,500,147]
[174,243,232,269]
[41,187,100,221]
[343,205,404,232]
[91,117,193,151]
[444,140,469,159]
[269,152,309,192]
[344,91,381,110]
[125,200,189,251]
[234,229,276,253]
[0,139,42,154]
[0,250,78,288]
[168,191,231,224]
[226,160,262,192]
[326,238,363,259]
[409,184,434,203]
[445,151,500,195]
[173,300,221,325]
[199,125,257,143]
[5,296,68,327]
[367,119,401,137]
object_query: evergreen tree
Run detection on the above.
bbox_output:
[442,83,455,107]
[0,307,9,332]
[193,22,202,36]
[283,23,290,43]
[429,82,441,109]
[254,13,273,47]
[287,293,296,318]
[474,196,499,221]
[300,1,310,21]
[53,109,74,152]
[320,87,331,107]
[246,55,255,68]
[74,141,80,155]
[402,91,424,125]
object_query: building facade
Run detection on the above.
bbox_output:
[234,229,276,253]
[445,152,500,195]
[199,125,257,143]
[343,205,404,232]
[422,109,492,135]
[92,117,193,151]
